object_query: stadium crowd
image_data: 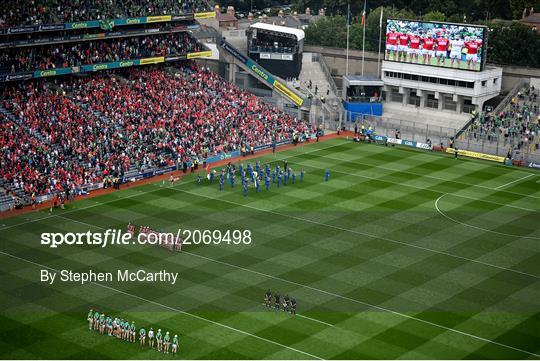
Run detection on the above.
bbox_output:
[0,64,314,201]
[0,32,200,74]
[466,86,540,152]
[0,0,209,28]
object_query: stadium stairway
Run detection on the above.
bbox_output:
[296,52,338,102]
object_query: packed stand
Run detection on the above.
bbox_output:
[0,32,201,74]
[0,65,314,202]
[465,86,540,152]
[0,0,211,28]
[1,81,129,199]
[67,65,314,170]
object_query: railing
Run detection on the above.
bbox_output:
[249,45,297,54]
[349,114,540,164]
[493,79,528,115]
[313,52,339,98]
[345,96,382,103]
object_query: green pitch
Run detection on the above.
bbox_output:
[0,139,539,359]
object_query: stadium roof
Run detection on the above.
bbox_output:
[343,75,384,86]
[249,22,305,41]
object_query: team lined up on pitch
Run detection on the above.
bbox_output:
[187,159,330,196]
[265,290,297,314]
[87,309,179,354]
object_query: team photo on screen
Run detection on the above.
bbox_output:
[385,19,486,71]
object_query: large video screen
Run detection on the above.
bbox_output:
[385,19,487,71]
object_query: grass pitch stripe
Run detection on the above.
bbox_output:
[159,185,539,279]
[49,215,540,358]
[0,250,324,360]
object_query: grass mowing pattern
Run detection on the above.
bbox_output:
[1,139,539,359]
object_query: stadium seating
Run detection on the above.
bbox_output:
[0,32,201,74]
[0,65,314,201]
[0,0,210,28]
[463,85,540,153]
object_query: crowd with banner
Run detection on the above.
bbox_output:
[0,64,315,204]
[0,32,200,74]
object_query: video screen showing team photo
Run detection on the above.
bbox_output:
[385,19,487,71]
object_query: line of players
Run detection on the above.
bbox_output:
[196,160,308,195]
[386,26,482,70]
[264,290,297,314]
[87,309,179,354]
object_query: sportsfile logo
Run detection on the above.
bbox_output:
[40,229,175,248]
[41,228,252,248]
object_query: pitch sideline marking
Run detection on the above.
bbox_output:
[52,214,540,358]
[0,250,324,360]
[1,139,537,231]
[271,152,538,212]
[494,173,535,190]
[318,153,540,200]
[434,193,540,240]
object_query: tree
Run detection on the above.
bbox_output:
[423,10,446,21]
[486,21,540,67]
[304,15,348,48]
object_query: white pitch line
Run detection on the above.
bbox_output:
[54,184,540,280]
[8,216,540,358]
[495,173,536,190]
[318,153,540,200]
[0,250,323,360]
[435,194,540,240]
[157,187,540,279]
[0,140,350,232]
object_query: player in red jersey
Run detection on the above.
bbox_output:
[408,31,421,63]
[464,35,481,70]
[434,33,449,66]
[421,32,435,65]
[397,31,410,62]
[386,26,399,61]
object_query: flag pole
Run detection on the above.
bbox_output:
[361,0,366,75]
[346,2,350,76]
[377,7,383,78]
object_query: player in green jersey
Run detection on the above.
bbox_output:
[130,321,136,342]
[106,316,113,336]
[124,320,130,341]
[163,331,171,354]
[99,313,106,334]
[139,327,146,346]
[172,334,179,354]
[156,329,163,352]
